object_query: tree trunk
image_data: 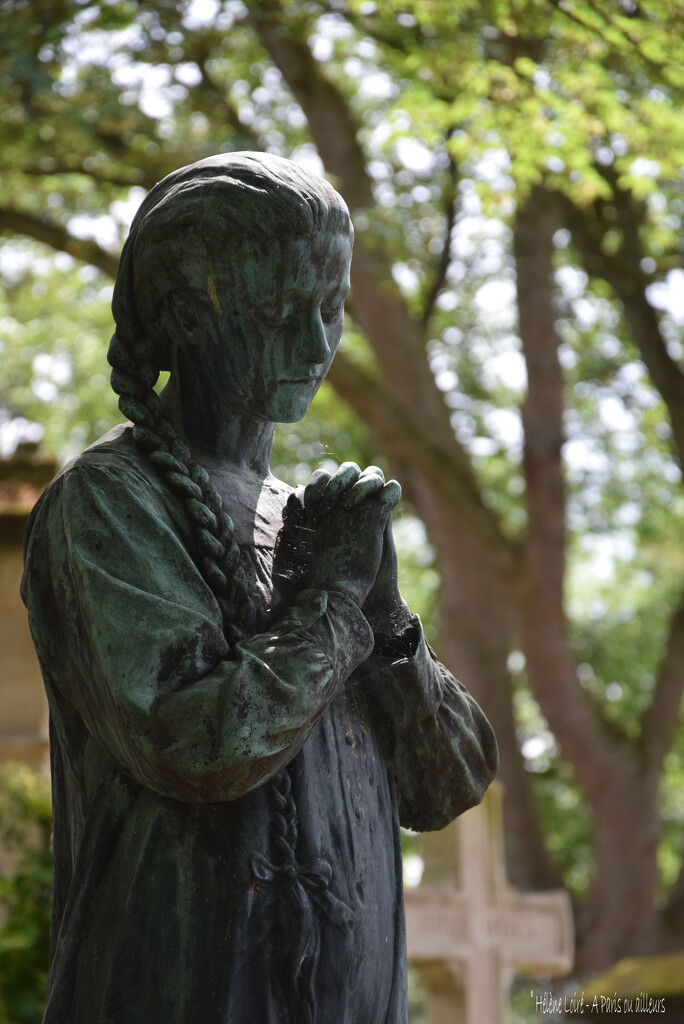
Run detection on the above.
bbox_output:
[419,481,562,892]
[515,187,666,971]
[576,768,661,972]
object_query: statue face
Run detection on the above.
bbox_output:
[206,228,352,424]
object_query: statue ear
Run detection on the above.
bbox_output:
[166,291,219,348]
[169,292,200,337]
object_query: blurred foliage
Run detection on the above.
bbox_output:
[0,252,117,456]
[0,765,52,1024]
[407,967,429,1024]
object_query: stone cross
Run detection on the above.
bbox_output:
[405,783,574,1024]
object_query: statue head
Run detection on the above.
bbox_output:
[110,152,353,423]
[106,153,353,640]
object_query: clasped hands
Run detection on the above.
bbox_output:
[274,462,412,639]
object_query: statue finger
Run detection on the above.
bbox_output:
[283,486,306,524]
[304,468,332,510]
[317,462,361,513]
[341,468,387,508]
[379,479,402,511]
[360,465,385,484]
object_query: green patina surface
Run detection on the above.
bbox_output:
[22,152,498,1023]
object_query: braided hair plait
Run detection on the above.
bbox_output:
[108,328,255,644]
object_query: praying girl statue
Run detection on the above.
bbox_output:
[22,153,498,1024]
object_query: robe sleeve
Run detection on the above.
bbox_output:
[355,617,499,832]
[22,454,375,804]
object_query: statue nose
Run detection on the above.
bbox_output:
[309,310,332,364]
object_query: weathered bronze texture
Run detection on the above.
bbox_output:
[22,153,498,1023]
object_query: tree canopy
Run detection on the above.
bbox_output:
[2,0,684,977]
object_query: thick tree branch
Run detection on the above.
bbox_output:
[515,187,622,797]
[555,179,684,772]
[0,205,119,278]
[249,0,373,211]
[557,180,684,463]
[18,161,154,190]
[516,191,665,966]
[421,147,459,327]
[641,593,684,767]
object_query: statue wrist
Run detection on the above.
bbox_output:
[371,616,421,659]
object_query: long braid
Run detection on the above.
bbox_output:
[270,768,298,868]
[251,765,350,1024]
[108,328,255,643]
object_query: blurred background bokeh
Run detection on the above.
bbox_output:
[2,0,684,1019]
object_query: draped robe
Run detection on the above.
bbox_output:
[22,425,498,1024]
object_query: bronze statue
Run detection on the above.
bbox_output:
[22,152,498,1024]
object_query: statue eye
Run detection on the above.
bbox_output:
[321,301,344,325]
[259,307,293,329]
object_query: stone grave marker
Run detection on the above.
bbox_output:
[405,782,574,1024]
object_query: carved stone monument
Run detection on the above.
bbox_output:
[21,153,498,1023]
[406,783,574,1024]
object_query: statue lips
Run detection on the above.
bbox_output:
[282,372,324,386]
